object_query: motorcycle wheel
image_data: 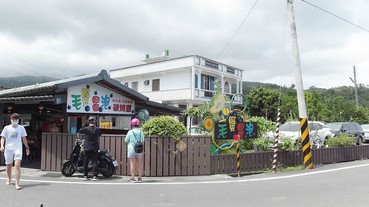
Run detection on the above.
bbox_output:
[98,160,115,177]
[61,161,76,177]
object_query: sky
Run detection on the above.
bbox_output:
[0,0,368,89]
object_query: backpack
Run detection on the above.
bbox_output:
[132,131,144,153]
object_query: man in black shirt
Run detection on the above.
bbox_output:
[78,117,102,181]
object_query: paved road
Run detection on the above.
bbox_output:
[2,160,369,207]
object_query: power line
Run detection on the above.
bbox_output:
[217,0,259,58]
[0,49,68,78]
[300,0,369,33]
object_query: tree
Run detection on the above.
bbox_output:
[305,91,324,121]
[321,96,356,122]
[351,107,369,124]
[280,93,298,122]
[247,87,280,121]
[242,82,369,124]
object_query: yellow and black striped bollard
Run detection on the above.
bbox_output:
[234,134,241,177]
[300,118,313,169]
[236,141,240,177]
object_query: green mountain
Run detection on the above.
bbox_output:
[243,81,369,108]
[1,77,368,108]
[0,76,57,89]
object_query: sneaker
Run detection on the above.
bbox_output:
[92,176,98,181]
[135,177,142,183]
[127,178,136,182]
[83,176,89,181]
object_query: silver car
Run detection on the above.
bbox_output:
[361,124,369,142]
[266,121,333,147]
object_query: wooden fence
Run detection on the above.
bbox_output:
[40,133,211,176]
[211,145,369,174]
[2,133,367,176]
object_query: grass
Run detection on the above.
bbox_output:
[279,165,305,172]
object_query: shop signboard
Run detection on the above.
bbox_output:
[67,83,135,115]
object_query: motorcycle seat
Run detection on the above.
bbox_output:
[98,149,108,155]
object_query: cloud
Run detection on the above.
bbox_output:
[0,0,368,88]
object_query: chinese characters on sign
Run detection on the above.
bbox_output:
[67,83,135,115]
[213,111,257,140]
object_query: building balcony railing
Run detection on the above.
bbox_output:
[194,89,242,104]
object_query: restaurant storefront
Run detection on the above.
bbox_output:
[0,70,181,167]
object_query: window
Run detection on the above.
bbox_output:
[224,82,230,93]
[152,79,160,91]
[201,74,215,97]
[195,74,198,88]
[205,60,218,70]
[231,83,237,94]
[226,67,235,74]
[309,123,322,131]
[348,123,357,132]
[192,116,200,125]
[131,81,138,91]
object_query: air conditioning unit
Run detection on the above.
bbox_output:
[124,82,128,86]
[144,80,150,85]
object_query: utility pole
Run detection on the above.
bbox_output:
[288,0,307,119]
[287,0,312,169]
[349,66,359,109]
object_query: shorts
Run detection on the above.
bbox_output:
[127,151,143,159]
[4,148,23,164]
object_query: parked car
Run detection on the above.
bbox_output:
[360,124,369,142]
[308,121,334,147]
[188,126,205,135]
[325,122,364,145]
[265,121,333,147]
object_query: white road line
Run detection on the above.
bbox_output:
[1,163,369,185]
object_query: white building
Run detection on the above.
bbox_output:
[110,53,244,126]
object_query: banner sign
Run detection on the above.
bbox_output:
[67,83,135,115]
[213,111,257,140]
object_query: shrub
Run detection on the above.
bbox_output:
[277,137,299,152]
[327,134,355,147]
[141,116,187,140]
[253,138,272,151]
[253,136,299,152]
[239,138,255,151]
[248,116,275,137]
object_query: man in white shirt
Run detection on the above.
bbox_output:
[0,113,30,190]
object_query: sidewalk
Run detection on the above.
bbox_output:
[0,167,234,184]
[3,159,369,185]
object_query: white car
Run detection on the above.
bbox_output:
[361,124,369,142]
[188,126,205,135]
[267,121,333,147]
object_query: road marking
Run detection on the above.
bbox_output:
[1,163,369,186]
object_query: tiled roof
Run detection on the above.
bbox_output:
[0,70,148,102]
[0,95,54,103]
[0,70,181,115]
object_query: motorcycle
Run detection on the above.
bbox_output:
[61,138,118,177]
